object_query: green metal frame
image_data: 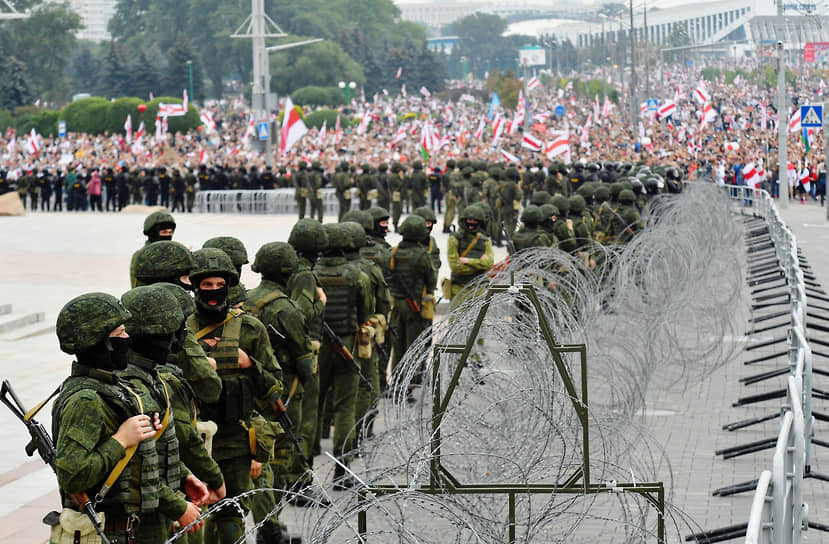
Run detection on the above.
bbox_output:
[357,282,666,543]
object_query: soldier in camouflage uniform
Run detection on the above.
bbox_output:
[357,164,374,210]
[447,205,494,308]
[52,293,203,543]
[388,215,437,383]
[340,218,390,442]
[412,206,441,273]
[287,220,327,464]
[409,161,428,209]
[499,167,522,240]
[308,161,324,222]
[333,161,352,221]
[443,159,464,233]
[185,167,198,212]
[375,163,391,211]
[294,162,309,220]
[203,236,249,307]
[245,242,319,535]
[130,242,221,404]
[314,223,373,486]
[510,205,552,253]
[120,285,223,541]
[187,249,284,544]
[142,211,176,245]
[389,163,405,231]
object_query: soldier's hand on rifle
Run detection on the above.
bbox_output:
[184,474,209,506]
[112,414,156,448]
[178,502,204,533]
[238,348,252,369]
[202,337,220,349]
[205,482,226,505]
[250,460,263,479]
[316,286,327,306]
[459,256,469,264]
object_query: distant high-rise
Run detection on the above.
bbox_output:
[68,0,118,42]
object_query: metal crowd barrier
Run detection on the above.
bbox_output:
[720,185,810,544]
[194,188,357,215]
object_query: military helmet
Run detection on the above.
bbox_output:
[378,163,388,172]
[322,223,351,250]
[412,160,423,170]
[568,195,586,214]
[506,167,520,181]
[531,190,551,206]
[587,162,601,173]
[121,285,184,337]
[57,293,132,354]
[550,194,569,215]
[156,282,195,317]
[341,221,368,249]
[189,248,240,286]
[133,241,194,285]
[630,178,645,195]
[594,185,611,202]
[143,211,176,236]
[368,206,390,223]
[398,214,429,242]
[460,205,486,222]
[203,236,249,269]
[665,166,682,181]
[446,159,456,169]
[521,205,544,226]
[576,183,595,200]
[618,189,636,204]
[412,206,437,223]
[539,203,558,221]
[252,242,298,278]
[288,218,328,253]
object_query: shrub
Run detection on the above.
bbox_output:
[60,96,111,134]
[305,109,342,130]
[291,86,344,107]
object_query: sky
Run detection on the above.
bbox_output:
[392,0,743,11]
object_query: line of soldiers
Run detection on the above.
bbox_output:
[47,205,443,544]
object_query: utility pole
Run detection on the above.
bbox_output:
[231,0,321,167]
[630,0,638,133]
[644,0,650,101]
[777,0,788,208]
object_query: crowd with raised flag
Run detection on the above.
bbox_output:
[2,61,828,211]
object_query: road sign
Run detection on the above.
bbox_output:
[647,99,658,112]
[257,122,270,141]
[801,105,823,128]
[58,121,66,138]
[554,105,565,117]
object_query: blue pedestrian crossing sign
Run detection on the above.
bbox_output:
[58,121,66,138]
[801,105,823,128]
[257,122,270,141]
[647,99,658,112]
[554,105,565,117]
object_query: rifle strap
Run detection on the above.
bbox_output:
[23,385,61,422]
[193,309,243,340]
[389,246,399,271]
[96,384,144,505]
[287,376,300,401]
[460,233,482,258]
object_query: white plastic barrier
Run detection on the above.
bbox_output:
[194,188,360,215]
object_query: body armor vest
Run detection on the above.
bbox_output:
[315,258,359,337]
[450,232,489,286]
[388,243,427,300]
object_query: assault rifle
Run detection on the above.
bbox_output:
[321,322,376,394]
[392,272,421,314]
[501,220,517,255]
[270,397,308,467]
[1,380,111,544]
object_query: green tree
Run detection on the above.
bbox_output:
[67,42,102,96]
[598,2,626,16]
[128,48,160,99]
[100,41,131,98]
[0,2,81,102]
[269,40,365,96]
[164,36,202,99]
[0,56,33,110]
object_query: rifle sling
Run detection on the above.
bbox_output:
[460,233,482,258]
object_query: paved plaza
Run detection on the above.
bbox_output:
[1,199,828,543]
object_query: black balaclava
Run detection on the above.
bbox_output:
[170,323,187,354]
[195,284,229,322]
[148,222,175,242]
[131,334,176,364]
[77,336,131,372]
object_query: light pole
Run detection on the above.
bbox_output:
[186,60,194,103]
[338,81,356,106]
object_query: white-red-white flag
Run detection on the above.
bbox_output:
[390,125,407,147]
[419,86,431,98]
[199,148,207,164]
[700,102,717,129]
[602,96,612,118]
[545,131,570,162]
[395,67,402,79]
[725,141,740,152]
[527,77,542,90]
[693,83,710,104]
[789,109,801,133]
[318,120,327,146]
[357,110,371,135]
[593,94,600,119]
[27,128,39,155]
[334,114,342,145]
[401,84,406,97]
[657,100,676,119]
[521,133,542,152]
[491,116,505,146]
[280,96,308,155]
[743,161,759,188]
[124,114,133,144]
[474,117,486,140]
[500,149,521,163]
[135,121,145,142]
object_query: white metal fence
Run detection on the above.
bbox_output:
[194,188,356,215]
[724,185,811,544]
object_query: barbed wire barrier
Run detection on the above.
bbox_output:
[167,183,748,543]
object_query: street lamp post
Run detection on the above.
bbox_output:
[186,60,194,103]
[338,80,356,106]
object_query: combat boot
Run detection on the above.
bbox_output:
[333,463,359,491]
